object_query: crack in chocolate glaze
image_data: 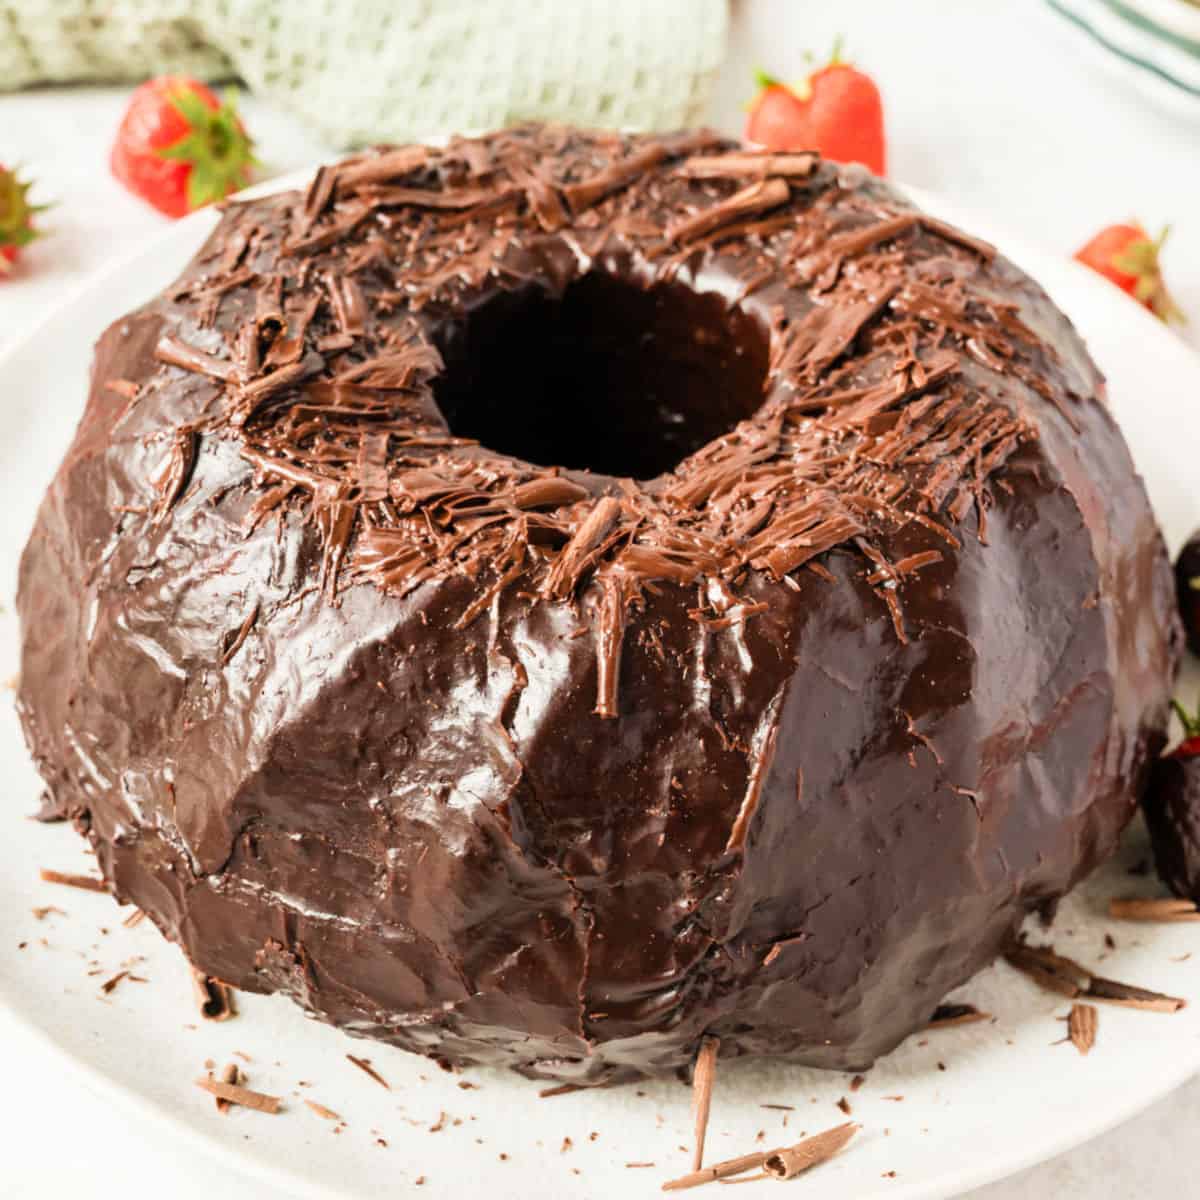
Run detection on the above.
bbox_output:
[16,125,1181,1084]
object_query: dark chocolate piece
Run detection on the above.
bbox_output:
[1177,530,1200,656]
[16,125,1179,1084]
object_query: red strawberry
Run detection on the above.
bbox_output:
[0,164,47,276]
[1142,697,1200,902]
[1073,222,1183,323]
[745,44,886,176]
[111,76,256,219]
[1177,530,1200,657]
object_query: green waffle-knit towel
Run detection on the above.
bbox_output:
[0,0,729,147]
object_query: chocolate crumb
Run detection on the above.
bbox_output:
[836,1097,852,1115]
[849,1076,866,1092]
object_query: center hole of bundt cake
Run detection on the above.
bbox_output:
[430,271,770,479]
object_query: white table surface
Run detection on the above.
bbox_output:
[2,1,1198,1196]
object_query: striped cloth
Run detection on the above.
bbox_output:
[1047,0,1200,116]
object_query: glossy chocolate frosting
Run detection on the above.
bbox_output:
[17,125,1180,1083]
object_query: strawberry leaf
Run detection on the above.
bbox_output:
[157,84,256,212]
[1111,225,1186,325]
[0,165,47,250]
[1171,697,1200,740]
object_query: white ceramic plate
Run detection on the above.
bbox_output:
[1,171,1198,1200]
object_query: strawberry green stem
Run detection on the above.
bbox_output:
[1171,697,1200,740]
[158,85,257,211]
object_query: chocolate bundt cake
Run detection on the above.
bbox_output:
[17,126,1180,1083]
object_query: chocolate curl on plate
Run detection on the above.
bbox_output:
[191,966,237,1021]
[690,1035,720,1170]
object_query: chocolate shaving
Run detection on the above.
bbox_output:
[593,568,633,719]
[155,335,238,383]
[31,905,65,920]
[562,143,670,214]
[305,1099,342,1121]
[213,1063,240,1113]
[662,1123,857,1192]
[346,1054,390,1090]
[39,868,105,893]
[662,1150,775,1192]
[221,603,260,665]
[677,152,818,180]
[511,478,589,510]
[195,1076,281,1114]
[151,430,199,520]
[326,273,367,336]
[358,184,499,211]
[543,497,623,600]
[725,700,782,852]
[231,359,317,424]
[763,1122,858,1180]
[538,1083,584,1099]
[191,966,237,1021]
[122,908,145,927]
[925,1003,990,1029]
[691,1035,720,1170]
[300,165,337,231]
[334,145,431,193]
[99,970,130,995]
[1108,897,1200,923]
[1067,1003,1097,1055]
[668,178,791,246]
[1005,943,1186,1012]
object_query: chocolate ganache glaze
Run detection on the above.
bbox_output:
[17,126,1180,1082]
